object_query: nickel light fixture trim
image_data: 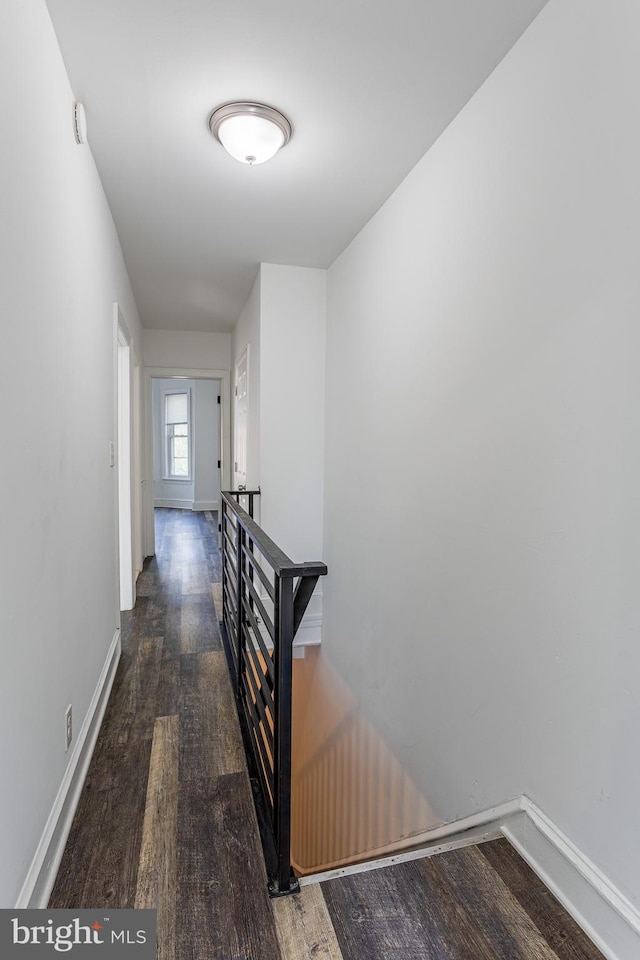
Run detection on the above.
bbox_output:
[209,101,292,165]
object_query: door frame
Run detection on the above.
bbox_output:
[143,365,231,557]
[114,304,136,611]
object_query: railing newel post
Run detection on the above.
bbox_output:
[273,572,295,894]
[220,499,226,622]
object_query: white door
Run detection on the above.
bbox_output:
[234,347,249,490]
[217,381,223,499]
[132,355,143,581]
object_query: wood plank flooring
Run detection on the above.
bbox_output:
[318,841,605,960]
[273,884,344,960]
[49,509,281,959]
[49,508,604,960]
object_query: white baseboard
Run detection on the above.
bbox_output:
[502,798,640,960]
[192,500,218,512]
[154,497,219,511]
[154,498,193,509]
[15,629,122,908]
[293,614,323,647]
[298,798,519,884]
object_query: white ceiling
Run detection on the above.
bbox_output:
[45,0,548,333]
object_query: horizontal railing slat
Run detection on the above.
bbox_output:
[242,543,276,602]
[241,597,276,688]
[244,577,275,644]
[241,646,275,756]
[240,675,275,797]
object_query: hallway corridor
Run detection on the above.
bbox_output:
[48,509,605,960]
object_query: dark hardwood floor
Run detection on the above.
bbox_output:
[49,508,604,960]
[49,509,281,960]
[319,840,604,960]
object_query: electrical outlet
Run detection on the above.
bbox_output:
[65,705,73,752]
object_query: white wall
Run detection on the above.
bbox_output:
[0,0,143,906]
[231,266,326,643]
[152,378,220,509]
[260,265,326,564]
[324,0,640,918]
[143,329,230,370]
[232,273,261,491]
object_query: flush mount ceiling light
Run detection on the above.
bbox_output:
[208,101,292,165]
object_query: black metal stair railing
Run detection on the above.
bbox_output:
[225,488,259,519]
[220,490,327,896]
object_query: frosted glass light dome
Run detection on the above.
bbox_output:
[209,102,292,165]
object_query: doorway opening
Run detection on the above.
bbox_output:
[143,366,231,558]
